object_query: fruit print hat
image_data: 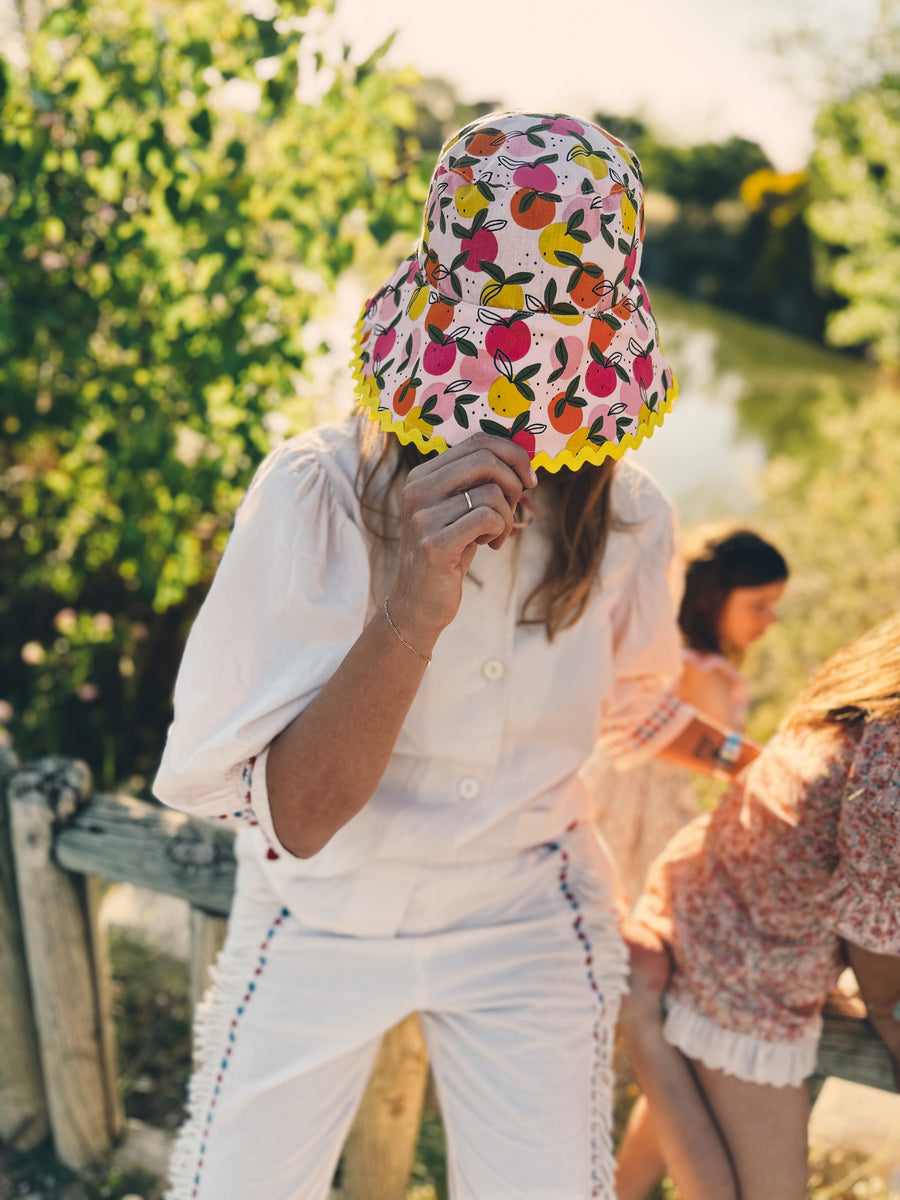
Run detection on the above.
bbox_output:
[352,111,677,472]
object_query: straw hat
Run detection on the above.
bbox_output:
[353,111,677,472]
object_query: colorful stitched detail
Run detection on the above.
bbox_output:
[217,755,262,828]
[603,693,685,763]
[549,832,609,1198]
[190,905,290,1198]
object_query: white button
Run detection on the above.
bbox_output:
[458,777,481,799]
[482,658,505,681]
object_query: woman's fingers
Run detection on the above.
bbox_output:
[389,435,538,634]
[403,435,536,550]
[410,432,537,496]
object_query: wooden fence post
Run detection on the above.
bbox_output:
[8,757,123,1169]
[339,1014,430,1200]
[0,746,49,1150]
[188,906,228,1010]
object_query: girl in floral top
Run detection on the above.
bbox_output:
[589,526,788,906]
[618,613,900,1200]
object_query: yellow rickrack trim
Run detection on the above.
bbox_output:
[350,315,678,472]
[351,316,449,457]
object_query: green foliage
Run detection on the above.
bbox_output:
[746,381,900,739]
[806,71,900,367]
[647,137,773,208]
[0,0,421,786]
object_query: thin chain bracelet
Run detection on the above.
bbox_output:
[383,596,432,666]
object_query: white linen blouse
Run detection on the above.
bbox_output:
[154,416,694,935]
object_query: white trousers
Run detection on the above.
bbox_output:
[165,824,628,1200]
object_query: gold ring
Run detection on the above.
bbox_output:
[463,490,474,512]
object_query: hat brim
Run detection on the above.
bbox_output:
[352,255,678,473]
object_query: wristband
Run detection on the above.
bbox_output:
[712,731,742,780]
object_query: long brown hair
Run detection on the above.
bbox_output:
[783,611,900,731]
[354,416,618,640]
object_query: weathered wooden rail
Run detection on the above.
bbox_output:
[1,752,896,1192]
[0,753,427,1198]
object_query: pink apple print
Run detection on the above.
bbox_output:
[380,286,401,320]
[551,334,583,381]
[507,413,547,459]
[499,155,558,193]
[615,378,645,417]
[485,318,531,362]
[633,353,653,389]
[563,198,603,240]
[462,351,498,392]
[623,245,638,287]
[373,325,397,362]
[421,388,457,422]
[545,117,584,136]
[586,357,617,398]
[462,225,499,270]
[512,427,537,457]
[423,332,457,376]
[629,337,654,389]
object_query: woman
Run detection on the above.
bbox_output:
[590,525,789,907]
[153,111,755,1200]
[620,612,900,1200]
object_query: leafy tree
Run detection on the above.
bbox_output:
[655,137,771,207]
[0,0,421,787]
[805,71,900,367]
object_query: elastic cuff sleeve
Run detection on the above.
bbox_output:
[602,695,696,771]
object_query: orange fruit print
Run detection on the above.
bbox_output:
[466,128,506,156]
[511,189,557,230]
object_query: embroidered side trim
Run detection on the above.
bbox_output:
[549,827,621,1199]
[164,904,290,1199]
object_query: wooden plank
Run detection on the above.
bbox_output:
[54,794,236,915]
[340,1014,430,1200]
[815,997,898,1095]
[8,758,120,1169]
[188,906,229,1009]
[0,747,49,1150]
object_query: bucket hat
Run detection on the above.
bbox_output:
[352,111,677,472]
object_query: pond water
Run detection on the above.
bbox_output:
[632,287,873,526]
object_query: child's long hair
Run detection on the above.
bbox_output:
[354,417,617,640]
[784,612,900,731]
[678,526,788,660]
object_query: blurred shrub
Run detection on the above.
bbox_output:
[591,112,831,343]
[746,380,900,738]
[0,0,423,787]
[806,70,900,368]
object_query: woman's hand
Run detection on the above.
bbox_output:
[387,433,537,649]
[619,917,672,1033]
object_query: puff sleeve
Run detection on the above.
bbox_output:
[819,716,900,955]
[153,438,372,824]
[598,474,695,769]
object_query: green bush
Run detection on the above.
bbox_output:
[0,0,422,788]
